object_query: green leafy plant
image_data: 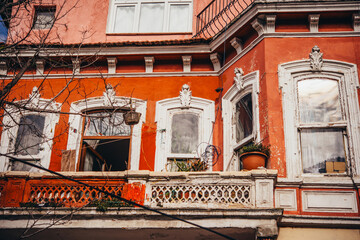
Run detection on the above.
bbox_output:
[239,143,271,157]
[174,158,208,172]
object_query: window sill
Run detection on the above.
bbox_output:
[277,175,357,188]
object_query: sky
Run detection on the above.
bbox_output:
[0,15,8,43]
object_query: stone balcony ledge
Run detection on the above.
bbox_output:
[0,169,278,180]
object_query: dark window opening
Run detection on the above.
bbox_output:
[33,6,56,29]
[235,93,253,142]
[80,110,131,171]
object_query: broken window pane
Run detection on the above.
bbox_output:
[235,93,253,142]
[171,113,199,154]
[300,128,346,174]
[14,115,45,155]
[298,79,342,123]
[84,111,130,136]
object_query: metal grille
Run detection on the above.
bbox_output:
[151,184,251,206]
[194,0,254,38]
[28,184,124,207]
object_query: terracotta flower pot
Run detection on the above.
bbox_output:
[240,151,267,170]
[124,111,141,125]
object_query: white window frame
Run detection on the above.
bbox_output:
[155,97,214,172]
[0,100,61,172]
[222,71,260,171]
[279,59,360,178]
[66,97,146,171]
[107,0,193,34]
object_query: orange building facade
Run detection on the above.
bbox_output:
[1,0,360,239]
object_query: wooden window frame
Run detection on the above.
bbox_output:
[78,109,132,171]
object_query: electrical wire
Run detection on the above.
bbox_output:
[10,158,237,240]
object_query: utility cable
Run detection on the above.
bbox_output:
[10,158,237,240]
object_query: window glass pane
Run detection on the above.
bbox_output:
[84,111,130,136]
[113,6,135,33]
[10,160,38,171]
[298,79,342,123]
[169,4,190,32]
[300,128,346,174]
[171,113,199,154]
[15,115,45,155]
[235,93,253,142]
[33,8,55,29]
[139,3,164,32]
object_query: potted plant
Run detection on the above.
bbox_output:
[239,143,270,170]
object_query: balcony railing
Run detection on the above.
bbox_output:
[0,170,277,209]
[194,0,254,39]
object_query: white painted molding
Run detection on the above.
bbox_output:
[154,97,215,172]
[278,59,360,178]
[251,18,265,36]
[36,59,45,75]
[234,67,245,91]
[179,84,191,108]
[0,61,7,76]
[144,56,155,73]
[72,58,80,74]
[308,14,320,33]
[353,13,360,32]
[67,96,147,171]
[255,179,274,208]
[275,189,297,211]
[210,53,221,71]
[107,57,117,74]
[309,45,323,71]
[302,190,358,213]
[0,95,61,172]
[265,15,276,33]
[28,87,41,108]
[103,83,116,107]
[222,71,260,171]
[230,37,243,55]
[182,55,192,72]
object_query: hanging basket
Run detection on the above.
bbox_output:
[124,111,141,125]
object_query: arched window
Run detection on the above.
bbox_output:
[222,71,260,171]
[80,110,131,171]
[155,95,214,172]
[279,57,360,178]
[0,91,61,172]
[67,97,146,171]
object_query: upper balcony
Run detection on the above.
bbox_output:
[0,170,277,209]
[0,170,280,239]
[194,0,254,39]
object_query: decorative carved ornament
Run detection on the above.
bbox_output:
[179,84,192,108]
[309,45,323,71]
[234,67,244,90]
[28,87,41,108]
[103,83,116,106]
